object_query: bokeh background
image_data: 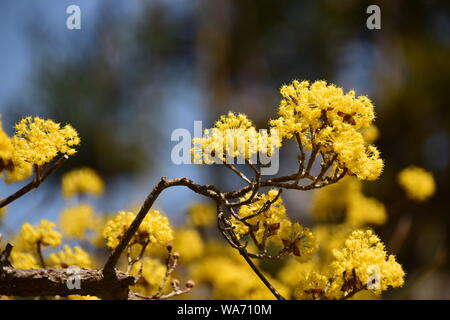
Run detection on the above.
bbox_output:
[0,0,449,299]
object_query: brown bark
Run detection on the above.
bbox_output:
[0,267,135,300]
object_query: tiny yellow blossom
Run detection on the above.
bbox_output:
[103,210,173,249]
[397,166,435,201]
[59,204,96,239]
[62,167,104,199]
[18,219,62,250]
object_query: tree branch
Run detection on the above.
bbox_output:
[0,155,69,208]
[0,267,135,299]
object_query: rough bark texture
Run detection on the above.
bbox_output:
[0,267,135,300]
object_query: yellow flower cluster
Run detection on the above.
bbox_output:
[12,116,80,166]
[330,230,405,295]
[173,228,204,264]
[192,112,281,164]
[312,177,386,227]
[270,80,383,180]
[48,245,93,269]
[293,230,404,299]
[231,189,289,244]
[61,167,104,199]
[18,219,62,250]
[397,166,435,201]
[103,210,173,249]
[0,116,80,183]
[282,223,318,262]
[294,271,329,300]
[230,190,317,260]
[187,203,216,227]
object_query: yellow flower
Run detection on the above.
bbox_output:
[62,167,104,199]
[293,230,404,299]
[59,204,96,240]
[397,166,435,201]
[187,203,216,227]
[330,230,405,295]
[270,80,383,180]
[48,245,92,269]
[192,112,281,164]
[18,219,62,250]
[230,189,289,245]
[103,210,173,249]
[280,222,318,262]
[294,271,329,300]
[11,116,80,167]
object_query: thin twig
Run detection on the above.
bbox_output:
[36,241,46,269]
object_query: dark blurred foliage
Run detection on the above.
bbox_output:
[5,0,450,298]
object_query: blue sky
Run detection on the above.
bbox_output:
[0,1,208,232]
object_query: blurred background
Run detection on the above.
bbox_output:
[0,0,449,299]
